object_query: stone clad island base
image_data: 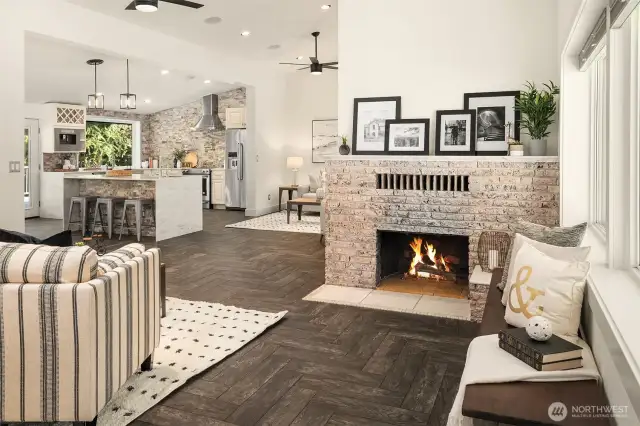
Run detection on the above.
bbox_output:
[63,174,203,241]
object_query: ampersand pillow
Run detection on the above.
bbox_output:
[504,240,590,337]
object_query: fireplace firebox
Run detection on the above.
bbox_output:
[377,231,469,297]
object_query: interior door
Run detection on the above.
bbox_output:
[24,119,40,218]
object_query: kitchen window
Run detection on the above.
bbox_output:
[80,117,142,168]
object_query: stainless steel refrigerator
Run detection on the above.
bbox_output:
[225,129,247,210]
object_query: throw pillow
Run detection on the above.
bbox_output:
[501,233,591,306]
[0,243,98,284]
[0,228,73,247]
[41,230,74,247]
[497,220,587,291]
[504,241,590,337]
[309,174,321,192]
[97,243,146,275]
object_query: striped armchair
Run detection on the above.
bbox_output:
[0,243,162,424]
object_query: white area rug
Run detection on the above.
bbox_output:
[226,211,321,234]
[304,284,471,321]
[15,297,287,426]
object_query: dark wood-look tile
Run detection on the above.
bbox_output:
[427,374,462,426]
[362,334,406,375]
[314,394,430,425]
[161,390,239,419]
[286,359,383,387]
[137,405,238,426]
[257,385,316,426]
[402,360,448,413]
[380,344,427,393]
[218,355,290,404]
[327,414,395,426]
[290,401,334,426]
[297,376,405,406]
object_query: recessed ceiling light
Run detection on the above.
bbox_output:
[161,70,170,75]
[144,99,152,104]
[321,4,331,10]
[296,56,304,60]
[241,31,251,37]
[204,80,211,84]
[204,16,222,25]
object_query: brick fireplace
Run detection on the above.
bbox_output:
[323,156,560,322]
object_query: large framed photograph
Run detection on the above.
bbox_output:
[352,97,401,155]
[463,91,520,155]
[435,110,476,156]
[312,119,338,163]
[384,119,429,155]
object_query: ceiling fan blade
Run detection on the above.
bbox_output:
[297,66,311,70]
[310,57,319,64]
[160,0,205,8]
[279,63,309,66]
[321,62,338,66]
[324,66,339,70]
[125,1,137,10]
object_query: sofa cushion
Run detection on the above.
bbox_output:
[501,234,591,306]
[504,241,589,337]
[0,229,73,246]
[309,174,321,192]
[97,243,146,275]
[301,192,318,199]
[0,242,98,284]
[497,220,587,291]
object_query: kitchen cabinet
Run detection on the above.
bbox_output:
[225,108,246,129]
[212,169,226,207]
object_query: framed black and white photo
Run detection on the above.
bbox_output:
[384,119,429,155]
[435,110,476,156]
[312,119,339,163]
[463,91,520,155]
[352,97,401,155]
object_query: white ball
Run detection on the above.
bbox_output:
[526,316,553,341]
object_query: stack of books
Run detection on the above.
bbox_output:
[498,328,583,371]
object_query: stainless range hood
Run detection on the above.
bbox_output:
[193,94,225,131]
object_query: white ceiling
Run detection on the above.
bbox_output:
[64,0,338,63]
[25,33,237,114]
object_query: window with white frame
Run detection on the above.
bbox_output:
[589,50,608,231]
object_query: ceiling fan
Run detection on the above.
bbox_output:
[280,32,338,75]
[125,0,204,12]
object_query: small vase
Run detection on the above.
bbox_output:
[339,143,351,155]
[509,145,524,156]
[525,139,547,156]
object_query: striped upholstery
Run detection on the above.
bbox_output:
[0,243,98,284]
[0,248,161,422]
[97,243,145,276]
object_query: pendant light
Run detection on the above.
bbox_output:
[87,59,104,110]
[120,59,137,110]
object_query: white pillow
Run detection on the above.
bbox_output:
[504,241,590,337]
[309,174,320,192]
[502,233,591,306]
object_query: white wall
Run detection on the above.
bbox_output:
[0,1,26,232]
[338,0,560,154]
[284,71,338,187]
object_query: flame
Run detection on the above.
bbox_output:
[406,238,451,280]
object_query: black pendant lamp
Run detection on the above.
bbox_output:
[120,59,137,110]
[87,59,105,110]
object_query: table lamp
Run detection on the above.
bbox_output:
[286,157,304,187]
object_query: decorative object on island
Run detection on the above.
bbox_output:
[172,148,187,168]
[86,59,105,110]
[526,315,553,341]
[477,231,511,271]
[384,119,430,155]
[339,135,351,155]
[435,110,476,156]
[352,97,402,155]
[286,157,304,186]
[312,119,338,163]
[120,59,137,110]
[464,91,520,155]
[515,81,560,156]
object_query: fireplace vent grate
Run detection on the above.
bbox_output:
[376,174,469,191]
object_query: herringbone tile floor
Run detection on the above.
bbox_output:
[122,210,478,426]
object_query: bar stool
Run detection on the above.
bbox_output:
[119,199,156,242]
[91,198,124,239]
[67,196,98,236]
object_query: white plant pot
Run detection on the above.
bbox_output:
[525,139,547,156]
[509,145,524,156]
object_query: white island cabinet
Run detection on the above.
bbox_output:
[63,174,203,241]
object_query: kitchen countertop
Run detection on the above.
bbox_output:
[64,174,188,181]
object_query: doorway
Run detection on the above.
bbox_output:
[24,118,40,218]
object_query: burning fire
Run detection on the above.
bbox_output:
[407,237,451,280]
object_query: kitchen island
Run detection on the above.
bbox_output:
[63,173,203,241]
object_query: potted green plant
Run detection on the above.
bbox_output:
[515,81,560,156]
[172,148,187,168]
[339,135,350,155]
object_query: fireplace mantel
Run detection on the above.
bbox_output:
[323,156,560,322]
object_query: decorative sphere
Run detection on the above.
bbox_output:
[526,316,552,341]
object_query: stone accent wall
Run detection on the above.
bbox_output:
[42,153,78,172]
[324,156,560,322]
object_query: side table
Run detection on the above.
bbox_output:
[278,185,299,212]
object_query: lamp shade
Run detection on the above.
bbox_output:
[286,157,304,170]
